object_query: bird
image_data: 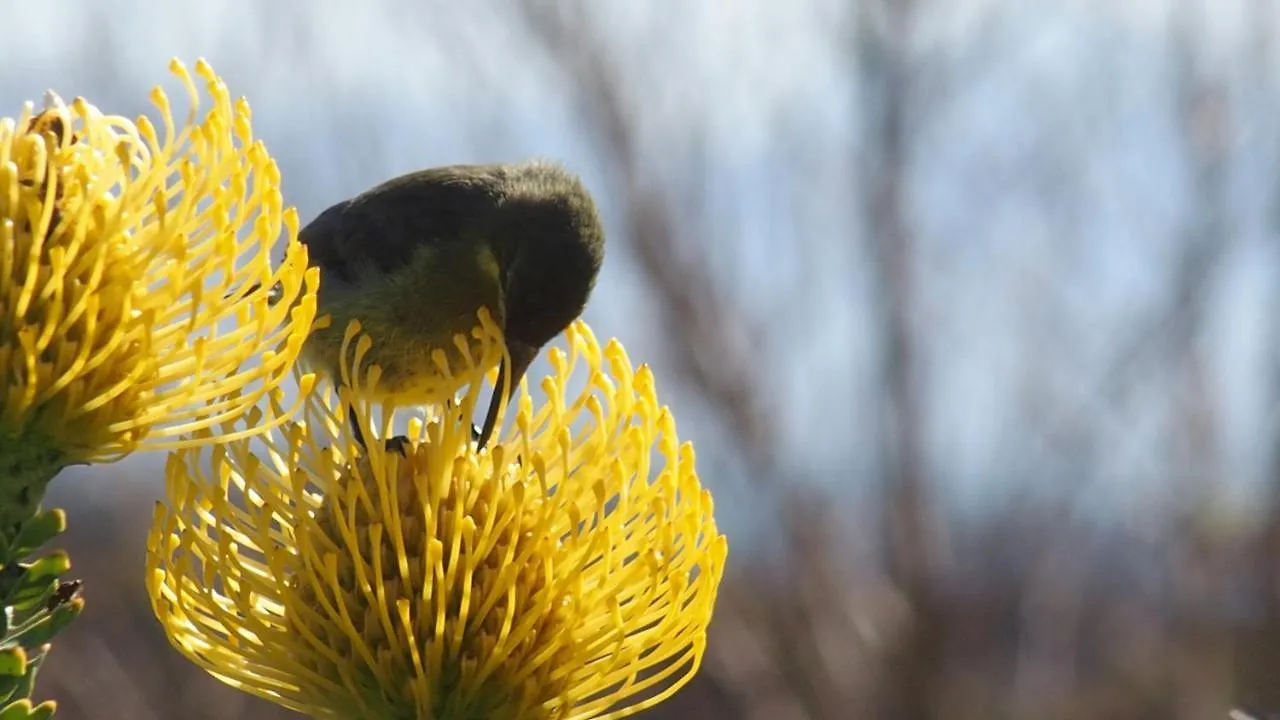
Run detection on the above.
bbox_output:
[292,160,605,453]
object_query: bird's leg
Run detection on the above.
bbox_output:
[383,435,411,456]
[436,398,484,444]
[347,404,368,451]
[347,404,410,456]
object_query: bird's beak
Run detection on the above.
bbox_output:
[475,339,538,451]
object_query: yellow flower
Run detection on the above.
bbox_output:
[147,315,727,720]
[0,58,317,479]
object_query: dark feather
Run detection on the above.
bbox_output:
[299,165,508,285]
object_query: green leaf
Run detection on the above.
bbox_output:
[18,556,68,585]
[8,603,81,652]
[4,653,42,711]
[0,649,25,678]
[5,582,52,617]
[0,698,52,720]
[0,671,25,707]
[0,555,67,611]
[8,513,64,560]
[3,554,69,612]
[44,601,81,641]
[0,567,27,604]
[0,699,34,720]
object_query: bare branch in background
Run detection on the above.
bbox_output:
[510,3,872,718]
[1165,7,1234,716]
[509,2,781,476]
[25,2,1280,717]
[847,1,949,716]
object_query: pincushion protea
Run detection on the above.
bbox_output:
[0,58,316,510]
[148,315,727,720]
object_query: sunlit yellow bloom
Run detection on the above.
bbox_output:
[147,315,727,720]
[0,58,317,477]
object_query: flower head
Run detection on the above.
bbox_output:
[147,315,727,720]
[0,58,316,478]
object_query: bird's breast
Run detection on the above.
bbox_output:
[301,241,505,407]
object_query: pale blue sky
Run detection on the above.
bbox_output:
[6,0,1280,538]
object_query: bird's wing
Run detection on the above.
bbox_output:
[299,165,507,285]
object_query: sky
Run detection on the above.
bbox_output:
[5,0,1280,539]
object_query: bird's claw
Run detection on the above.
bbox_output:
[385,435,412,456]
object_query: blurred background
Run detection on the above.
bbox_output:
[4,0,1280,717]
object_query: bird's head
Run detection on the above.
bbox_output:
[476,163,605,446]
[490,164,605,381]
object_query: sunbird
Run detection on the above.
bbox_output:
[292,160,605,452]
